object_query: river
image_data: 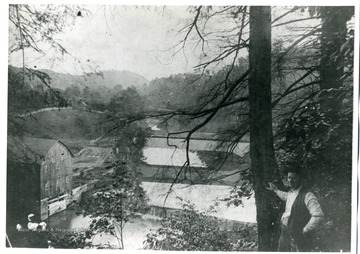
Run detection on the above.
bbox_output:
[46,181,256,250]
[46,206,163,249]
[48,131,253,249]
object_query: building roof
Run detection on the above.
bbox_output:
[7,137,74,163]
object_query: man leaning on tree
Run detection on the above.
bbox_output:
[267,167,324,252]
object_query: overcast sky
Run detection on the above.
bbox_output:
[6,2,357,81]
[6,5,306,80]
[8,5,214,80]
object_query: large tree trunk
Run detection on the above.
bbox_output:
[249,6,280,251]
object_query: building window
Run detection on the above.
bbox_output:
[45,182,49,191]
[56,179,60,188]
[61,149,65,160]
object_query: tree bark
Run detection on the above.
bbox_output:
[249,6,280,251]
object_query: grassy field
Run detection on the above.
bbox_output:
[19,108,109,141]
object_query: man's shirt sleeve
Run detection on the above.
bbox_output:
[274,190,288,201]
[303,192,324,233]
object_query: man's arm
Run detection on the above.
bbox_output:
[266,183,288,201]
[274,189,288,201]
[303,192,324,233]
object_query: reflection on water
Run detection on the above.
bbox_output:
[46,207,91,233]
[46,207,162,249]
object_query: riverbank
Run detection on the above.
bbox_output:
[46,207,163,249]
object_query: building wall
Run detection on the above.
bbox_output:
[40,198,48,220]
[40,142,73,200]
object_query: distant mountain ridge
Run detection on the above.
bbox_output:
[9,65,149,91]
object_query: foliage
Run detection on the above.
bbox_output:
[144,62,248,133]
[108,87,146,116]
[221,181,253,207]
[271,7,354,251]
[9,4,83,55]
[8,4,81,138]
[7,230,53,248]
[143,199,257,251]
[276,84,352,251]
[6,5,355,251]
[77,121,150,249]
[152,5,353,251]
[145,73,206,110]
[112,121,150,163]
[145,62,247,112]
[52,230,93,249]
[8,67,69,114]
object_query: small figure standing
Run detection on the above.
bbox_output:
[267,168,324,252]
[27,214,38,231]
[16,224,22,231]
[48,240,54,249]
[26,213,47,231]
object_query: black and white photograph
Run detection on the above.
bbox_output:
[3,1,358,252]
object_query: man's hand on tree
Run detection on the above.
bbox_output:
[266,182,278,192]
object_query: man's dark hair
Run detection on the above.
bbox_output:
[284,164,304,178]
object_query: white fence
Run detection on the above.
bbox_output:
[41,180,97,220]
[48,194,68,216]
[72,180,98,203]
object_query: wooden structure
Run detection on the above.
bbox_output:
[7,137,74,221]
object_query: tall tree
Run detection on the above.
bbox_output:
[149,6,283,251]
[248,6,280,251]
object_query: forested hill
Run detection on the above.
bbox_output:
[18,108,107,141]
[8,65,149,92]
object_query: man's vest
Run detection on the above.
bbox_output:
[287,187,311,239]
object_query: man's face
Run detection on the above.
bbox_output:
[287,172,301,190]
